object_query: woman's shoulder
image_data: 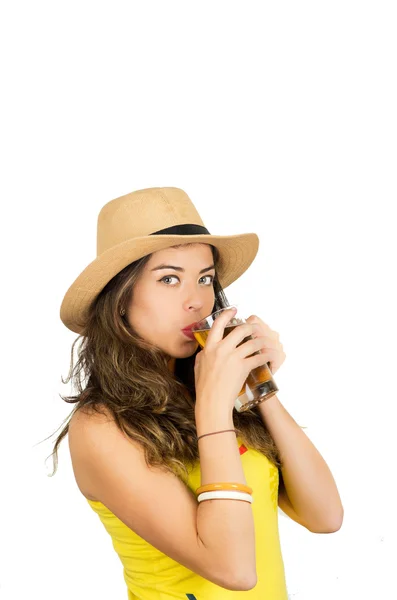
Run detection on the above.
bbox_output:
[69,403,121,452]
[68,403,125,502]
[70,402,114,427]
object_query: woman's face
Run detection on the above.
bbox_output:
[125,243,216,360]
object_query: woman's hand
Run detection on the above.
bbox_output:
[194,308,271,412]
[245,314,286,375]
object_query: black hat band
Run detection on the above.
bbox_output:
[150,224,211,236]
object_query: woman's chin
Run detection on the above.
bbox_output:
[166,343,199,360]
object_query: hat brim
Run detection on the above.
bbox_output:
[60,232,259,334]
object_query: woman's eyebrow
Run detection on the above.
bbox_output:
[150,264,215,274]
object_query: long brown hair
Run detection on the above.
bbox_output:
[45,243,282,485]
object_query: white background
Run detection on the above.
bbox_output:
[1,1,396,598]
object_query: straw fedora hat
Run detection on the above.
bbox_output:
[60,186,259,334]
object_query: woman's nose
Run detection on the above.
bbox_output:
[182,287,205,311]
[183,297,204,311]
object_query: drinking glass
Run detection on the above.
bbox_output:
[191,305,279,412]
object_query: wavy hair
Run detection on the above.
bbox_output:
[45,243,282,485]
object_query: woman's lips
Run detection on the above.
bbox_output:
[181,328,196,340]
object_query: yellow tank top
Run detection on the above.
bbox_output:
[86,436,288,599]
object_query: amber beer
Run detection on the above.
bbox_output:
[193,323,278,412]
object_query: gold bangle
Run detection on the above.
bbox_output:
[196,482,253,496]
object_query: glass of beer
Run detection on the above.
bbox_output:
[190,305,279,412]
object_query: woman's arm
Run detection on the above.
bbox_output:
[257,394,344,533]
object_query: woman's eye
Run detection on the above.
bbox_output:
[160,275,179,285]
[200,275,214,285]
[159,275,214,285]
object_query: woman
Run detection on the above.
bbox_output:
[50,186,343,599]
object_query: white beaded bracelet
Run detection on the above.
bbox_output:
[197,490,253,504]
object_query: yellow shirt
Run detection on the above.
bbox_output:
[86,436,288,599]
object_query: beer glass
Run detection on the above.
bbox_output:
[191,306,279,412]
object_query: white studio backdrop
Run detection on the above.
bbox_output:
[0,1,396,598]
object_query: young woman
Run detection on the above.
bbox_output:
[51,186,343,599]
